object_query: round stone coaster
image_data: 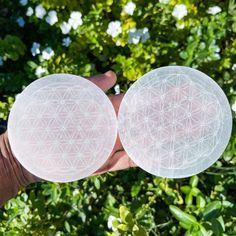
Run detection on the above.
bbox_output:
[8,74,117,182]
[118,66,232,178]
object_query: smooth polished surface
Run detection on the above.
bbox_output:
[8,74,117,182]
[118,66,232,178]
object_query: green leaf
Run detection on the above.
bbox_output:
[190,176,199,187]
[180,51,188,60]
[132,225,148,236]
[94,178,100,190]
[212,219,224,236]
[199,225,208,236]
[232,22,236,33]
[185,193,193,206]
[119,206,133,225]
[131,182,141,197]
[203,201,221,220]
[169,205,198,226]
[64,221,71,233]
[196,196,206,208]
[117,224,129,231]
[217,216,225,231]
[180,186,191,194]
[191,187,201,197]
[180,222,192,230]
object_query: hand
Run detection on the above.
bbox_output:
[1,71,136,185]
[86,71,137,176]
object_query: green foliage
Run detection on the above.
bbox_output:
[1,0,236,235]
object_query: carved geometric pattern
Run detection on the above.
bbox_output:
[118,66,232,178]
[8,74,117,182]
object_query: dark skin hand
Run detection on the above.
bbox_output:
[0,71,136,207]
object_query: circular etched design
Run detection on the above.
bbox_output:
[8,74,117,182]
[118,66,232,178]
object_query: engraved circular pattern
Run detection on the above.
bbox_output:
[8,74,117,182]
[118,66,232,178]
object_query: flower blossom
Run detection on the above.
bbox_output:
[42,47,55,60]
[45,10,58,26]
[107,21,122,38]
[128,27,150,44]
[26,7,33,16]
[207,6,222,15]
[60,22,72,34]
[35,66,47,77]
[62,37,72,47]
[19,0,28,6]
[114,84,120,94]
[124,2,136,15]
[232,101,236,113]
[107,215,121,231]
[16,17,25,27]
[35,5,46,19]
[172,4,188,20]
[68,11,83,30]
[31,42,41,56]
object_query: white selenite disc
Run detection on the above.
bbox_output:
[8,74,117,182]
[118,66,232,178]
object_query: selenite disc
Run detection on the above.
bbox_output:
[8,74,117,182]
[118,66,232,178]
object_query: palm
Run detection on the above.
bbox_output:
[87,71,136,175]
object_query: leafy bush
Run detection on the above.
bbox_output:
[0,0,236,235]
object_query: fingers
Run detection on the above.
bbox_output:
[87,71,117,92]
[92,151,137,176]
[108,94,125,152]
[109,94,124,116]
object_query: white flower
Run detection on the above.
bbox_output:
[207,6,222,15]
[68,11,83,30]
[35,66,47,77]
[62,37,72,47]
[232,101,236,112]
[140,27,150,42]
[116,40,121,46]
[107,215,121,231]
[20,0,28,6]
[107,21,122,38]
[60,21,72,34]
[45,10,58,25]
[159,0,169,3]
[0,57,3,66]
[128,27,150,44]
[172,4,188,20]
[26,7,33,16]
[176,22,185,29]
[72,189,79,196]
[31,42,41,56]
[124,2,136,15]
[232,64,236,70]
[42,47,55,60]
[16,17,25,27]
[114,84,120,94]
[35,5,46,19]
[128,28,140,44]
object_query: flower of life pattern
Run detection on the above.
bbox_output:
[118,66,232,178]
[8,74,117,182]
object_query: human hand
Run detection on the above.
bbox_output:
[87,71,137,176]
[0,71,136,206]
[1,71,136,185]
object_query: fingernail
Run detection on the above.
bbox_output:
[104,70,115,76]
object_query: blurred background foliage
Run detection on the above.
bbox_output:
[0,0,236,235]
